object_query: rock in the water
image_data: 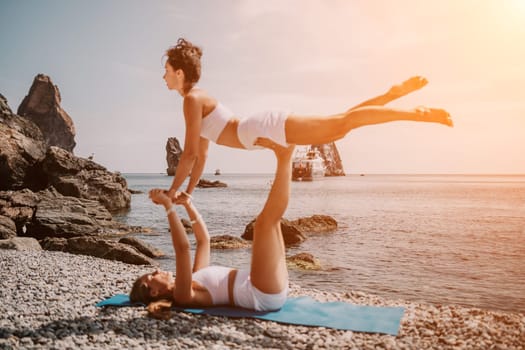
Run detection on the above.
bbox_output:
[41,236,157,265]
[290,215,337,234]
[311,142,345,176]
[17,74,76,152]
[242,219,306,245]
[0,215,17,239]
[119,236,165,258]
[166,137,183,176]
[287,252,322,270]
[41,146,131,212]
[210,234,251,249]
[0,94,47,190]
[197,179,227,188]
[0,237,42,251]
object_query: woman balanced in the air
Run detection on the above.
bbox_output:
[164,38,453,199]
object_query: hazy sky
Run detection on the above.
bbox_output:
[1,0,524,174]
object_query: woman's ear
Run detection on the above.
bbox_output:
[150,288,159,297]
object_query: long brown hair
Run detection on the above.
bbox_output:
[130,273,174,319]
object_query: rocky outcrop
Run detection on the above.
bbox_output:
[241,215,338,246]
[210,234,251,249]
[311,142,345,176]
[166,137,183,176]
[0,188,139,240]
[0,94,47,190]
[41,236,157,266]
[40,146,131,212]
[290,215,338,234]
[118,236,165,258]
[241,219,306,246]
[17,74,76,152]
[1,85,131,212]
[197,179,227,188]
[286,252,322,270]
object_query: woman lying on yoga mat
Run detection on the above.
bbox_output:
[164,38,453,201]
[130,140,294,318]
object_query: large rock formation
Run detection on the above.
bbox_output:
[1,85,131,212]
[166,137,183,176]
[0,94,47,190]
[311,142,345,176]
[17,74,76,152]
[41,146,131,212]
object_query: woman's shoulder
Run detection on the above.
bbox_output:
[184,88,218,113]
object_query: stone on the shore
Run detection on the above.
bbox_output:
[0,187,138,240]
[242,219,306,245]
[40,146,131,212]
[26,187,115,240]
[166,137,183,176]
[0,237,42,251]
[17,74,76,152]
[197,179,227,188]
[287,252,322,270]
[291,215,338,234]
[40,236,157,265]
[119,236,165,258]
[0,215,17,239]
[210,234,251,249]
[0,94,47,190]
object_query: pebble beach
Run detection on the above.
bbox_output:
[1,250,524,349]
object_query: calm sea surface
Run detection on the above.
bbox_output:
[116,174,525,313]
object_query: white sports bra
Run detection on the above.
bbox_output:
[200,103,233,142]
[192,265,233,305]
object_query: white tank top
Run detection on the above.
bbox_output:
[192,265,233,305]
[200,103,233,142]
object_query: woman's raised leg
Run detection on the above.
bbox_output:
[250,140,294,294]
[285,106,453,145]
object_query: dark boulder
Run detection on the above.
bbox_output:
[17,74,76,152]
[290,215,338,234]
[166,137,183,176]
[41,236,157,265]
[210,234,251,249]
[41,146,131,212]
[0,94,47,190]
[241,218,306,246]
[119,236,165,258]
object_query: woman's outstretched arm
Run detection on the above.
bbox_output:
[174,193,210,272]
[185,137,209,195]
[149,189,193,303]
[348,76,428,111]
[168,95,204,199]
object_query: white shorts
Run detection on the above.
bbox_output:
[233,269,288,311]
[237,110,290,150]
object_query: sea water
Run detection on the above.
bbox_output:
[116,174,525,313]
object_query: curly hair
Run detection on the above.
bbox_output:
[165,38,203,92]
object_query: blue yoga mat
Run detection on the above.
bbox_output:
[97,294,404,335]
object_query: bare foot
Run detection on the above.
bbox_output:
[415,106,453,127]
[389,76,428,97]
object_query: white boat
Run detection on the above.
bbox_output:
[292,147,325,181]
